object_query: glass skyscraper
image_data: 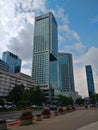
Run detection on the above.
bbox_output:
[32,12,58,100]
[58,53,75,92]
[85,65,95,98]
[2,51,22,73]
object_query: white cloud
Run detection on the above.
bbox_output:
[71,31,80,41]
[74,65,88,97]
[54,7,85,53]
[64,42,85,52]
[83,47,98,66]
[0,0,47,73]
[55,8,69,24]
[75,47,98,73]
[21,60,32,76]
[74,42,84,51]
[7,21,34,61]
[74,46,98,97]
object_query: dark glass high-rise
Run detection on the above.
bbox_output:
[85,65,95,98]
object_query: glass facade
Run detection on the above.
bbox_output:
[50,60,58,89]
[2,51,22,73]
[32,12,58,90]
[50,14,58,59]
[58,53,75,92]
[32,53,49,85]
[85,65,95,98]
[33,17,49,53]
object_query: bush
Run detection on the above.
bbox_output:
[19,110,33,120]
[66,105,73,111]
[58,107,64,113]
[41,108,50,115]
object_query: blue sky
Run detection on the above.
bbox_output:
[0,0,98,97]
[47,0,98,97]
[48,0,98,50]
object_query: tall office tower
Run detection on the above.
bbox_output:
[85,65,95,98]
[2,51,22,73]
[32,12,58,101]
[0,59,9,72]
[58,53,75,92]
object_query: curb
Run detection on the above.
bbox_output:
[7,113,54,128]
[7,121,21,127]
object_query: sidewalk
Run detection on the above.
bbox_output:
[77,122,98,130]
[8,110,98,130]
[9,121,98,130]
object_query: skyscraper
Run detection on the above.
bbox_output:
[85,65,95,98]
[2,51,22,73]
[32,12,58,101]
[58,53,75,92]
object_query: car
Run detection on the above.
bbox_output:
[30,105,38,109]
[5,104,16,109]
[49,105,57,111]
[0,105,3,108]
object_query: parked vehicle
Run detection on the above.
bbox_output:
[4,104,16,109]
[49,105,57,111]
[0,105,3,108]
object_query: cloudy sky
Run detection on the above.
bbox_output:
[0,0,98,97]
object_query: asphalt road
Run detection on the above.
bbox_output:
[0,110,41,122]
[0,111,21,121]
[11,109,98,130]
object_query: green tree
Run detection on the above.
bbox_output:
[91,94,98,104]
[6,84,25,105]
[0,98,4,106]
[34,86,45,105]
[75,98,84,105]
[66,97,73,105]
[20,86,45,107]
[20,87,35,107]
[58,95,73,106]
[58,95,66,106]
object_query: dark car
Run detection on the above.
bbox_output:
[49,105,57,111]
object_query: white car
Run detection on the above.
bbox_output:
[0,105,3,108]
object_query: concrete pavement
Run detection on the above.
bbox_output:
[9,109,98,130]
[77,122,98,130]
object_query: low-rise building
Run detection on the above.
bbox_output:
[14,72,34,89]
[0,59,9,72]
[0,71,35,97]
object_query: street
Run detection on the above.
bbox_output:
[0,109,41,122]
[10,109,98,130]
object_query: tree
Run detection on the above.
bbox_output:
[20,87,35,107]
[0,98,4,106]
[91,94,98,104]
[34,86,45,105]
[58,95,66,106]
[58,95,73,106]
[20,86,45,107]
[6,84,25,105]
[75,98,84,105]
[66,97,73,105]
